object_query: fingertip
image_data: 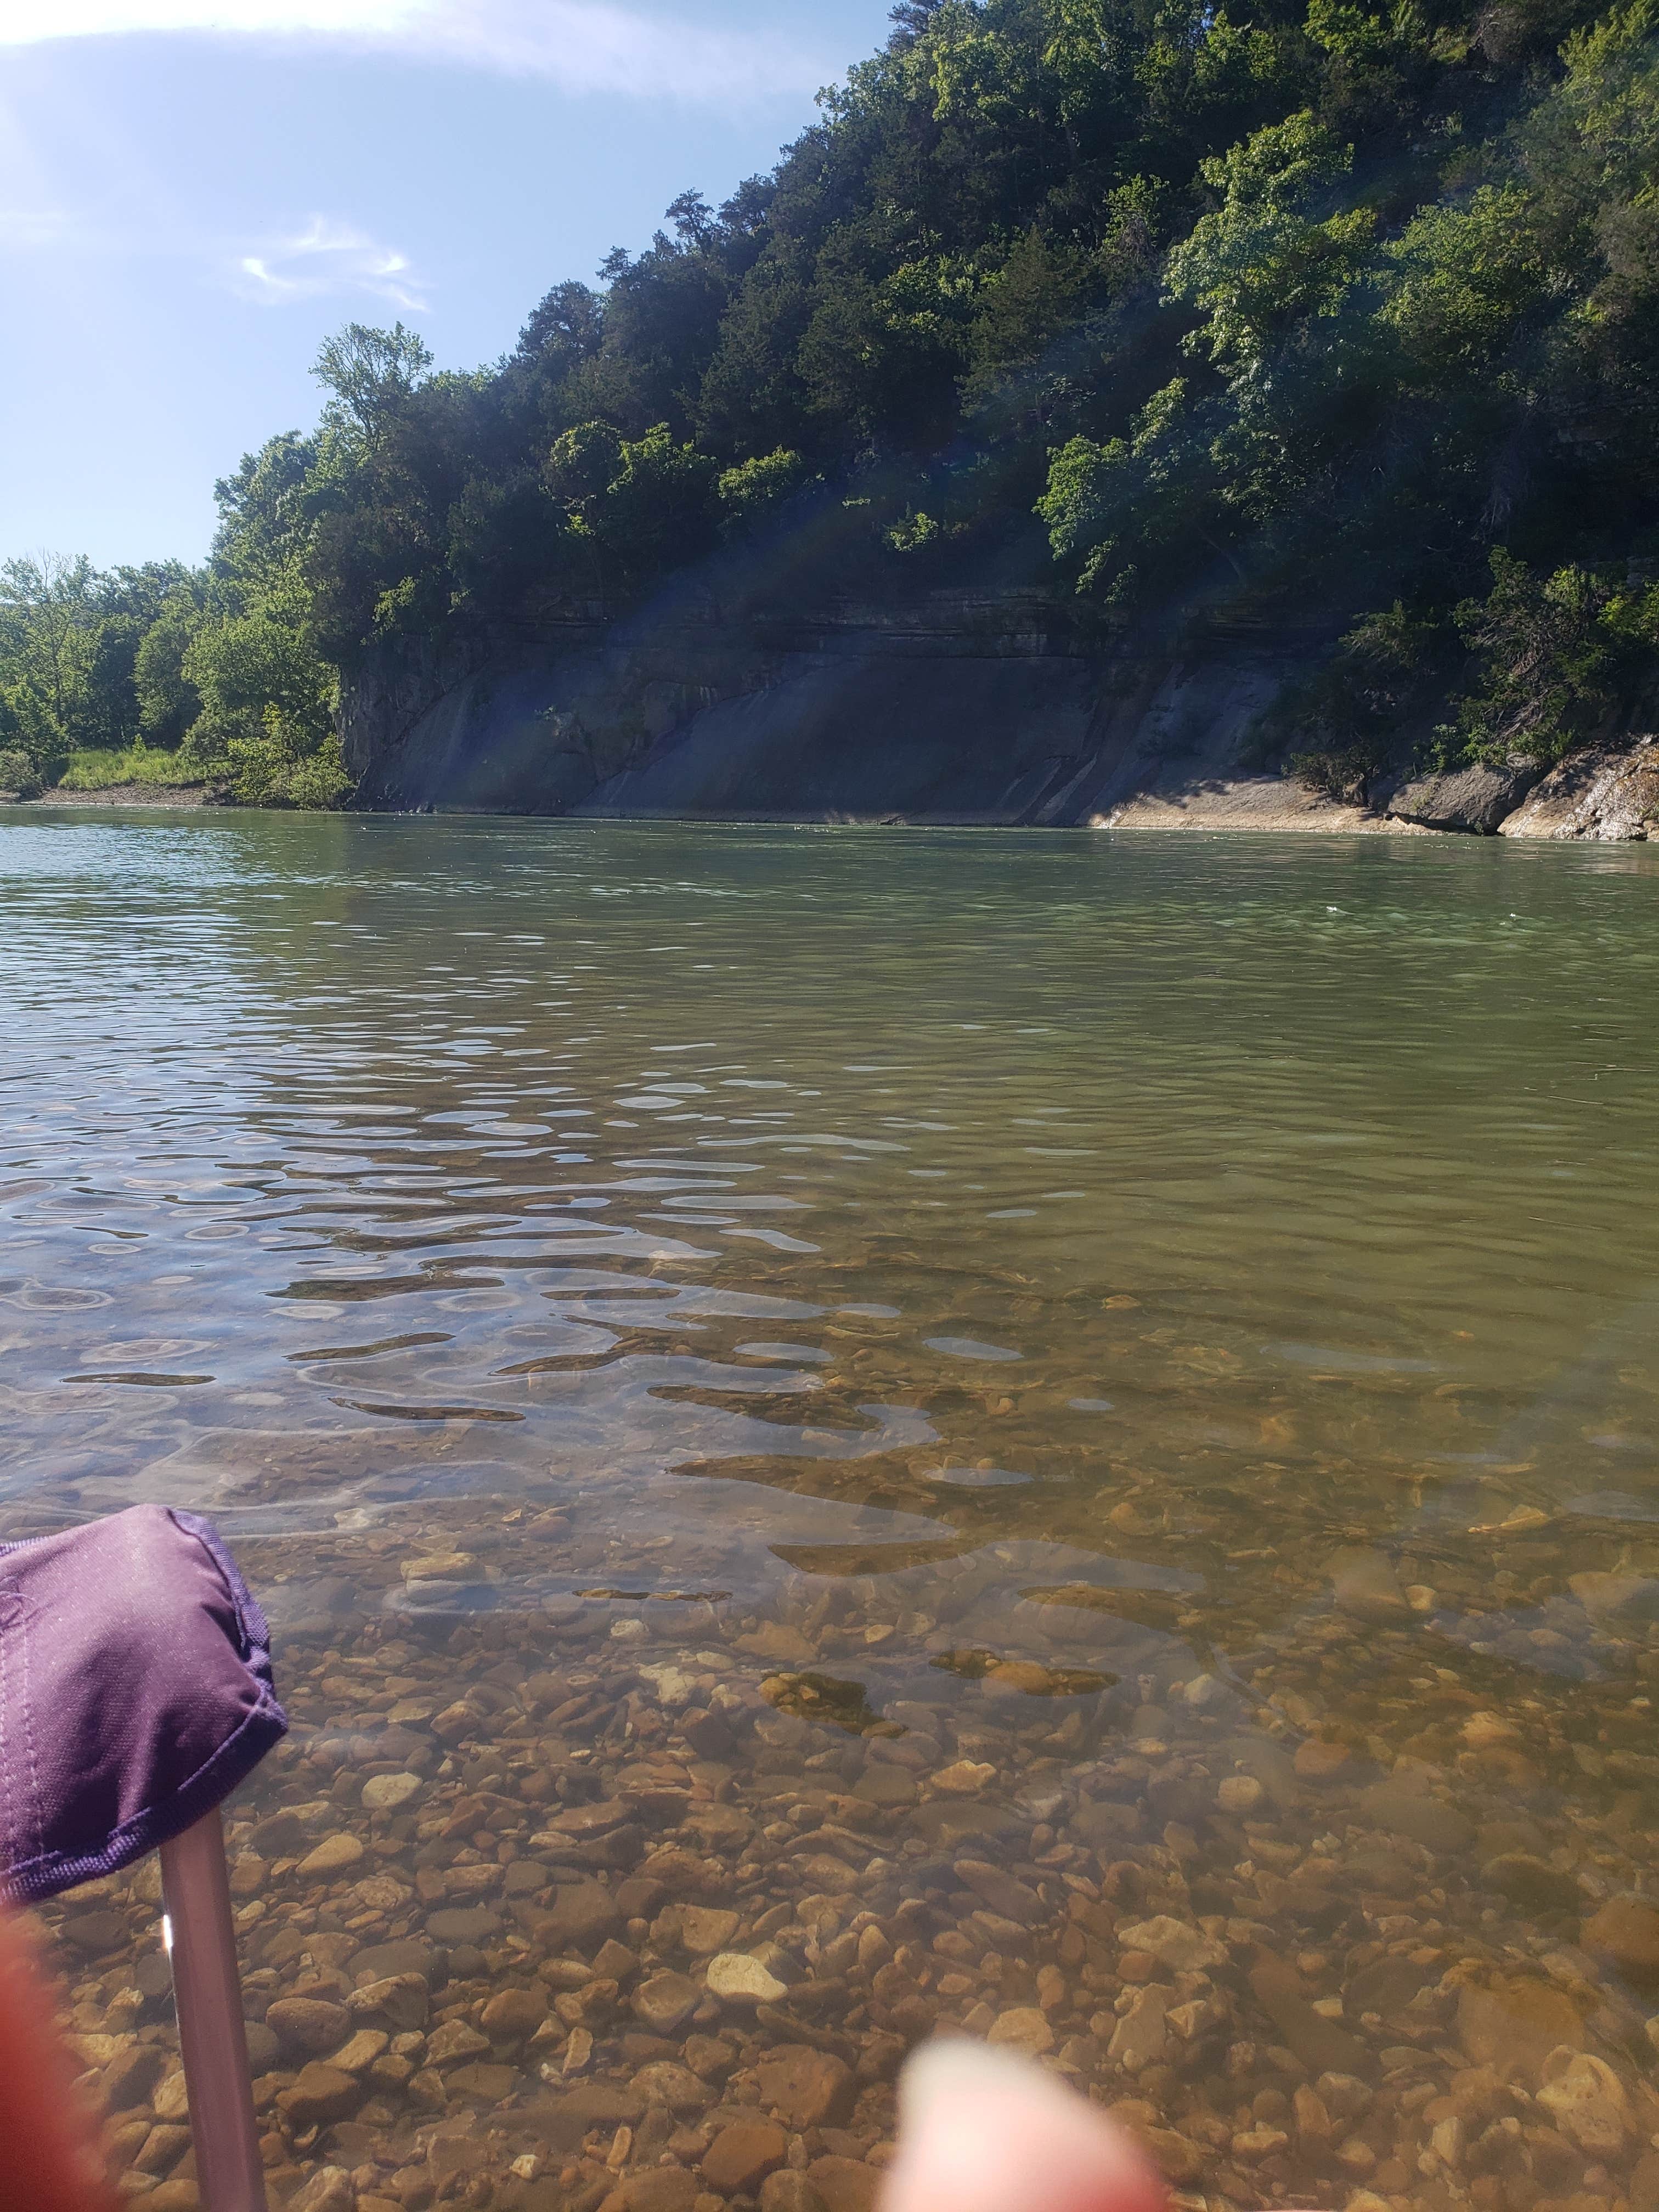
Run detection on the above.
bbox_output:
[0,1907,119,2212]
[884,2035,1168,2212]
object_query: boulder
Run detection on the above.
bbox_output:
[1387,760,1542,833]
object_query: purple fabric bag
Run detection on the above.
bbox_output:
[0,1503,287,1905]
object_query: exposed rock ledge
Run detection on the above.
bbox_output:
[1386,760,1544,834]
[340,597,1658,838]
[1499,737,1658,840]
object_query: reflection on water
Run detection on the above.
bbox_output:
[5,810,1659,2212]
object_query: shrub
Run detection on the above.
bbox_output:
[1437,551,1620,769]
[1273,602,1442,803]
[227,717,352,809]
[0,746,41,799]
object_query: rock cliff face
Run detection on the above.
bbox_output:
[341,587,1314,826]
[1499,737,1659,840]
[340,592,1657,838]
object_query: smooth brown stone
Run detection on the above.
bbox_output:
[101,2041,168,2111]
[287,2169,356,2212]
[1482,1854,1581,1916]
[349,1940,437,1988]
[275,2063,365,2131]
[1135,2128,1205,2185]
[1250,1964,1369,2079]
[679,1906,741,1956]
[546,1799,631,1838]
[349,1973,430,2032]
[703,2120,788,2192]
[1358,1780,1474,1854]
[481,1987,547,2042]
[1457,1977,1584,2073]
[446,2061,520,2100]
[633,1971,700,2034]
[535,1881,624,1954]
[612,2170,701,2212]
[425,1906,500,1944]
[426,2020,490,2066]
[1327,1548,1409,1620]
[266,1997,352,2057]
[986,2007,1054,2056]
[1293,1739,1350,1778]
[300,1833,365,1878]
[1583,1897,1659,1978]
[633,2061,712,2114]
[955,1860,1040,1927]
[759,2177,830,2212]
[756,2045,855,2129]
[522,2081,644,2151]
[805,2157,879,2212]
[61,1910,129,1954]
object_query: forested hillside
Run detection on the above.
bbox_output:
[5,0,1659,805]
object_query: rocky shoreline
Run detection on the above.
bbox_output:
[7,725,1655,839]
[37,1503,1659,2212]
[1100,741,1658,840]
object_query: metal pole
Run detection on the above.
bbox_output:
[159,1807,268,2212]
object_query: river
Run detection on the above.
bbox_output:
[4,808,1659,2212]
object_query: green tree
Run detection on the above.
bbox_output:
[1440,549,1622,765]
[134,590,208,746]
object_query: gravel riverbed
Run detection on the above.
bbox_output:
[32,1503,1659,2212]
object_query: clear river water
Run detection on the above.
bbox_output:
[4,808,1659,2212]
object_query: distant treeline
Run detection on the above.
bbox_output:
[6,0,1659,806]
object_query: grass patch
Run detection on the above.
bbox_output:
[52,746,212,792]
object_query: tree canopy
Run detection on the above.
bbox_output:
[5,0,1658,803]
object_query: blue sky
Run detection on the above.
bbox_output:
[0,0,894,568]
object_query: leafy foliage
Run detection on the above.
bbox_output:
[1434,549,1656,765]
[1273,601,1446,797]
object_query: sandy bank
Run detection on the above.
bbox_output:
[1093,775,1429,834]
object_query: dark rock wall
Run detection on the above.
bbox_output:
[340,595,1657,837]
[341,588,1295,826]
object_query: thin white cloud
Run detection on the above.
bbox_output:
[232,215,427,309]
[0,0,828,101]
